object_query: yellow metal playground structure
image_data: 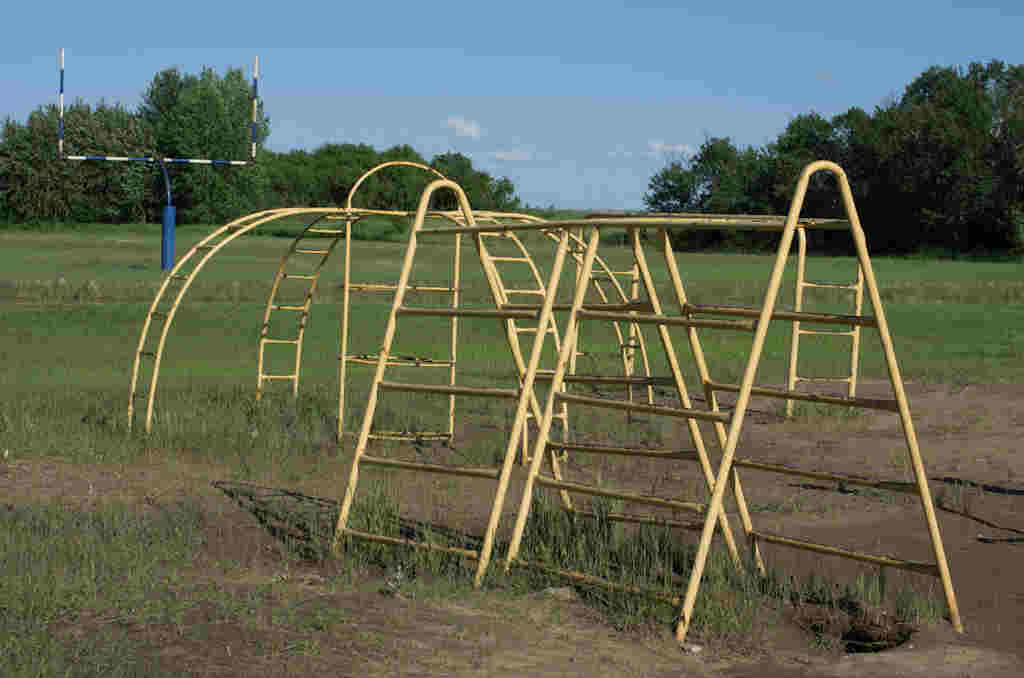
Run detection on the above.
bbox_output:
[128,161,653,448]
[130,160,960,645]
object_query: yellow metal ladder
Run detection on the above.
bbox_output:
[257,218,346,398]
[332,179,576,585]
[785,227,865,416]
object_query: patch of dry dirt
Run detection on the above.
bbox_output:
[2,380,1023,676]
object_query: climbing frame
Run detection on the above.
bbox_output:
[129,161,652,444]
[500,160,961,643]
[330,176,667,583]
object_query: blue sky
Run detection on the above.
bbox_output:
[4,1,1022,209]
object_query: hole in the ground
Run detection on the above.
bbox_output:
[795,600,917,653]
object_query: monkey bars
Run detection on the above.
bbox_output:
[331,160,961,647]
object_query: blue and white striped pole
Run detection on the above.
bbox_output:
[58,49,261,269]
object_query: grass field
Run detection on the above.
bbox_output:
[2,221,1023,676]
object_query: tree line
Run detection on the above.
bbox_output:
[0,65,521,227]
[644,61,1024,255]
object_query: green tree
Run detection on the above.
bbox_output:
[139,65,269,223]
[0,102,151,223]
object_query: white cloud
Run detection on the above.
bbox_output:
[444,116,483,140]
[647,140,693,157]
[491,149,532,162]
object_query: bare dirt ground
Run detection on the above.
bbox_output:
[3,380,1023,677]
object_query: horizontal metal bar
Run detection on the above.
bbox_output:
[346,356,452,368]
[503,301,655,313]
[260,374,297,380]
[397,306,538,319]
[546,440,698,459]
[504,289,544,296]
[571,509,703,532]
[792,376,853,383]
[580,310,755,332]
[801,281,858,290]
[282,273,317,281]
[535,475,705,513]
[797,329,856,336]
[295,248,330,255]
[535,374,675,386]
[489,256,532,263]
[421,215,850,235]
[348,283,455,293]
[749,530,940,576]
[379,381,519,399]
[272,304,308,311]
[367,431,452,441]
[360,455,499,479]
[306,228,345,234]
[555,392,731,423]
[705,380,899,411]
[725,458,918,494]
[340,528,479,559]
[261,339,299,345]
[683,303,877,328]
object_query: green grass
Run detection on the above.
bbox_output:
[0,501,206,677]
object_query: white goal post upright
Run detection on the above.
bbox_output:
[58,48,261,270]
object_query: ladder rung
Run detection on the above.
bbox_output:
[295,248,330,255]
[261,374,297,380]
[798,328,856,336]
[138,351,156,358]
[261,339,299,345]
[346,354,452,368]
[801,280,858,290]
[748,530,939,576]
[706,380,897,411]
[361,455,499,479]
[534,374,674,386]
[572,509,702,532]
[282,273,317,281]
[272,305,308,311]
[307,228,345,234]
[367,431,452,441]
[555,392,730,423]
[546,440,697,459]
[149,311,169,319]
[504,289,545,295]
[397,306,539,319]
[683,303,878,328]
[349,283,455,293]
[792,376,853,383]
[341,528,479,559]
[379,381,519,399]
[535,475,705,514]
[489,256,532,263]
[515,325,557,334]
[580,310,756,332]
[504,301,655,313]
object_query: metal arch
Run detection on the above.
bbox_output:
[336,161,454,441]
[345,160,448,210]
[128,207,355,433]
